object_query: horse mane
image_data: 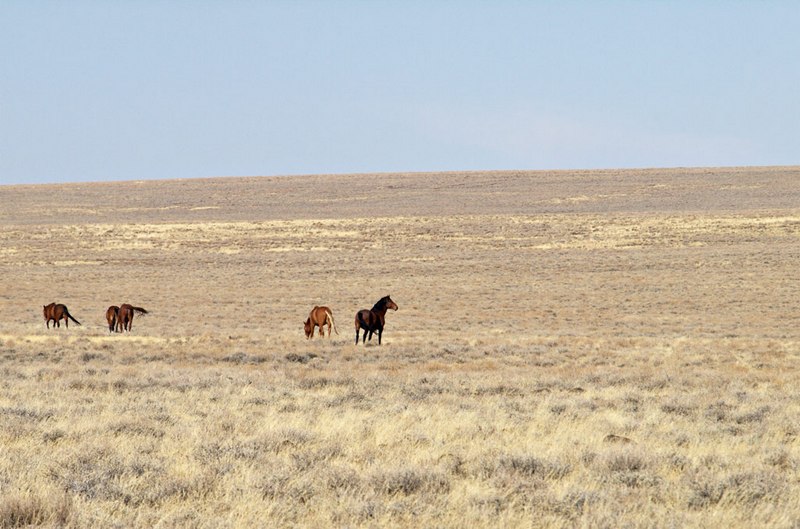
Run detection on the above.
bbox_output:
[371,296,391,312]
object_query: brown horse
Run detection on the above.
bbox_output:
[117,304,148,332]
[43,303,81,329]
[355,295,398,345]
[305,306,339,339]
[106,306,119,333]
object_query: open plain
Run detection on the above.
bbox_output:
[1,167,799,528]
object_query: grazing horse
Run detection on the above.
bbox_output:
[305,306,339,339]
[354,295,398,345]
[105,306,119,333]
[117,304,148,332]
[43,303,81,329]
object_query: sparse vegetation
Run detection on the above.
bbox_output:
[0,168,799,527]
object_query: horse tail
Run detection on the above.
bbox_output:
[326,309,339,335]
[66,310,81,326]
[131,307,148,315]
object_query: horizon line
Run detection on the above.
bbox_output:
[2,164,798,188]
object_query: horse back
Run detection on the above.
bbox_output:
[312,306,331,325]
[355,309,376,329]
[118,304,132,321]
[46,303,66,320]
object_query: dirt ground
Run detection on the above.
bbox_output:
[0,167,798,528]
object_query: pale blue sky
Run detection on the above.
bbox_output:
[2,1,798,185]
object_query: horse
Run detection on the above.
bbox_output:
[354,295,398,345]
[105,306,119,333]
[43,303,81,329]
[117,304,148,332]
[305,306,339,339]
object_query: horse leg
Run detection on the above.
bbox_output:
[378,328,382,345]
[355,327,360,345]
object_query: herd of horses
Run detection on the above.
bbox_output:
[43,302,149,332]
[303,295,399,345]
[43,295,399,345]
[106,304,149,333]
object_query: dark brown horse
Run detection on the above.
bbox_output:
[117,304,148,332]
[305,306,339,339]
[43,303,81,329]
[106,306,119,333]
[355,295,398,345]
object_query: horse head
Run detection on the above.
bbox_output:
[385,295,398,311]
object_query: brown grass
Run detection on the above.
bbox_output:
[0,167,799,527]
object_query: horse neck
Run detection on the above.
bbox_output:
[371,306,388,320]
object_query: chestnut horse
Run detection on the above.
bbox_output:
[305,306,339,339]
[117,304,148,332]
[106,306,119,333]
[43,303,81,329]
[354,295,398,345]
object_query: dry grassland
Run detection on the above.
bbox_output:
[0,167,799,528]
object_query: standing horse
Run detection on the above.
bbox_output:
[43,303,81,329]
[305,306,339,339]
[117,304,148,332]
[354,295,398,345]
[106,306,119,333]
